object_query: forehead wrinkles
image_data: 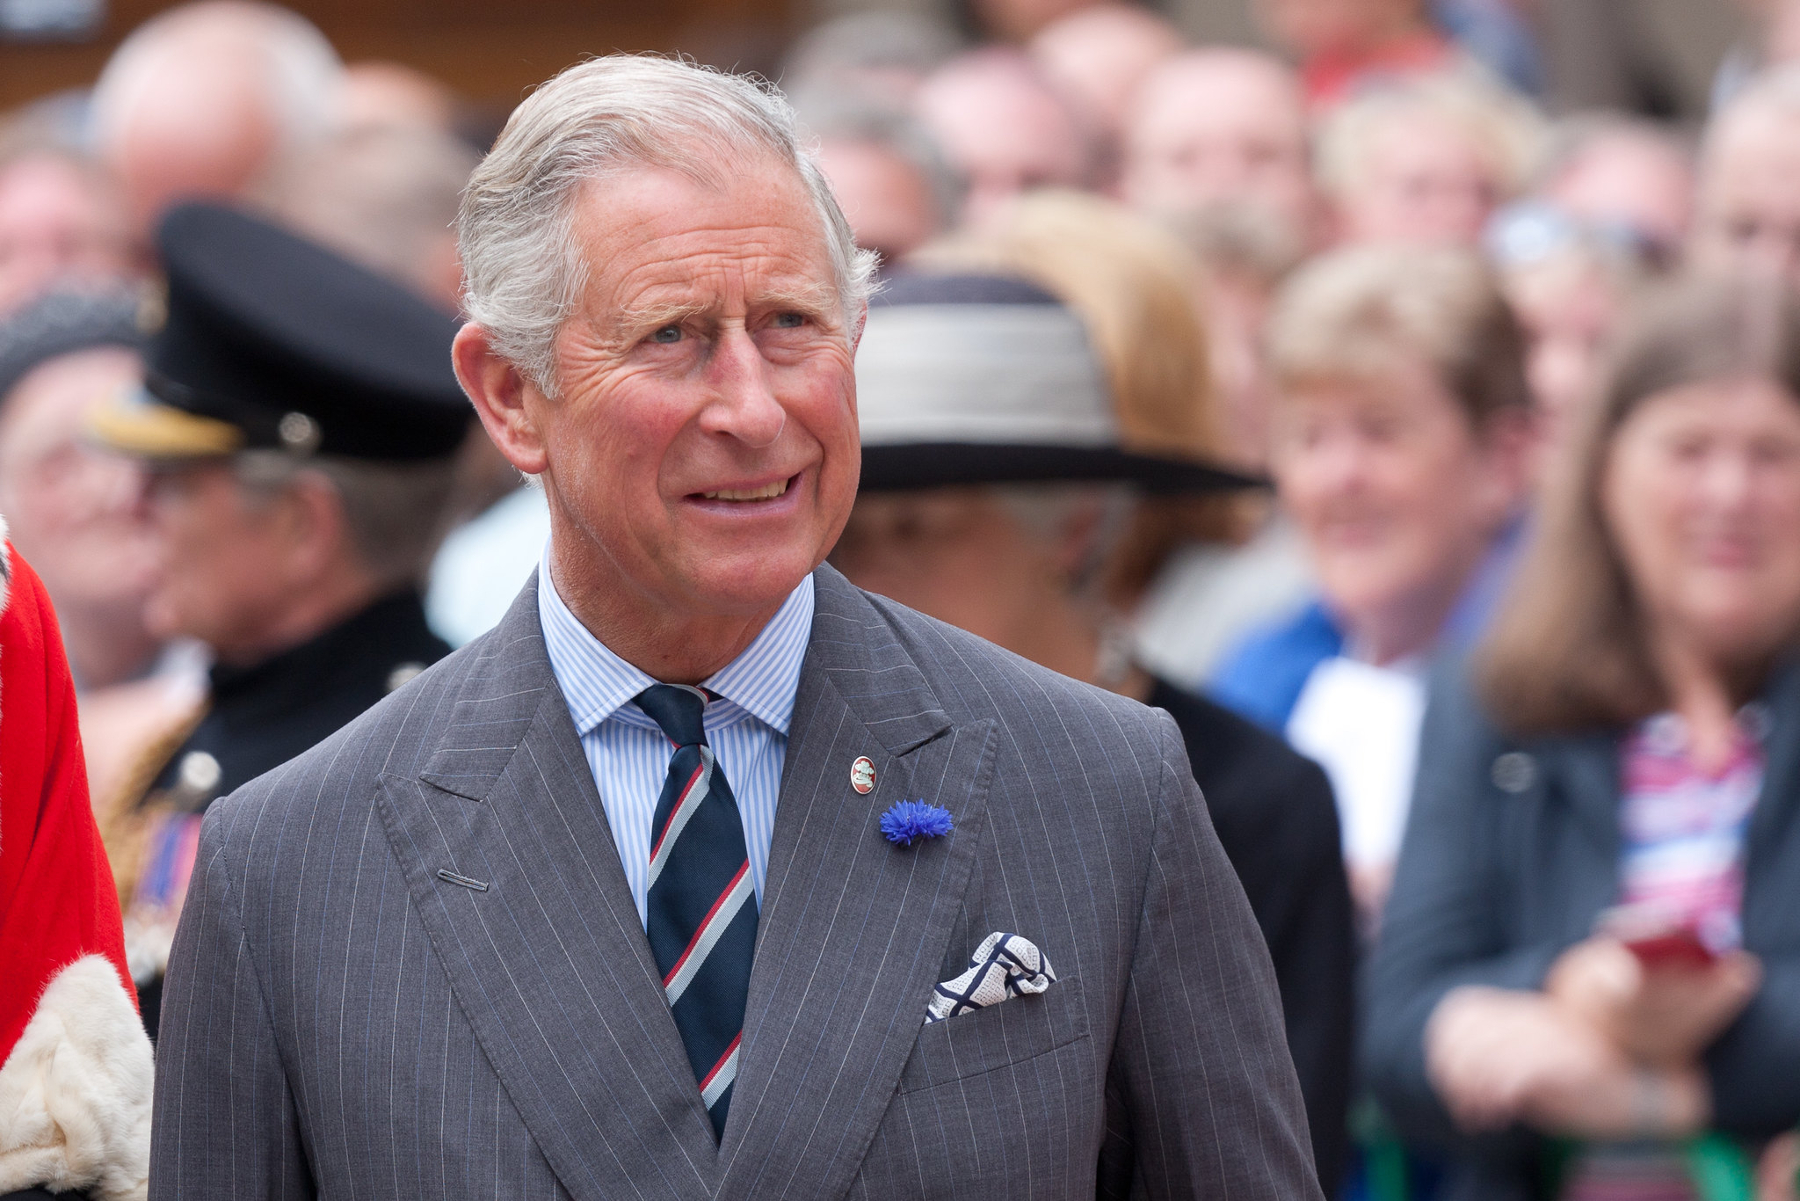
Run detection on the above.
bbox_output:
[598,229,840,335]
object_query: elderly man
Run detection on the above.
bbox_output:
[148,56,1321,1200]
[88,202,469,1033]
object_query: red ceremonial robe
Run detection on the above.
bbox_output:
[0,532,152,1200]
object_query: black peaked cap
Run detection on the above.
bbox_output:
[94,202,471,461]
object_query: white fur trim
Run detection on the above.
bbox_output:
[0,955,152,1201]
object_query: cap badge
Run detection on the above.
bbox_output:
[850,756,876,794]
[278,411,321,455]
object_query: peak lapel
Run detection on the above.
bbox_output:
[375,576,720,1201]
[718,568,997,1201]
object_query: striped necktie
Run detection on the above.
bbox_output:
[634,683,758,1141]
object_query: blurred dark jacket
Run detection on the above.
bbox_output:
[1362,655,1800,1199]
[1152,677,1356,1194]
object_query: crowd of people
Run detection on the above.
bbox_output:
[4,0,1800,1198]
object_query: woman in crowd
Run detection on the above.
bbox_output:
[1210,244,1535,930]
[832,192,1356,1192]
[1364,275,1800,1199]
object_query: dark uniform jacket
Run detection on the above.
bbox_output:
[133,590,449,1034]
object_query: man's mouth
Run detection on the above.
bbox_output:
[699,477,791,502]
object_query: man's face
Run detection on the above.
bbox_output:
[531,161,861,624]
[1339,112,1501,247]
[915,63,1088,227]
[142,461,308,662]
[1123,57,1315,237]
[1695,106,1800,287]
[0,348,155,613]
[1271,359,1517,640]
[0,155,133,317]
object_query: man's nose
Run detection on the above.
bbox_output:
[700,327,786,448]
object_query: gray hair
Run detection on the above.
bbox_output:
[234,451,458,591]
[459,55,879,394]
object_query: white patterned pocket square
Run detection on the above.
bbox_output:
[925,931,1056,1024]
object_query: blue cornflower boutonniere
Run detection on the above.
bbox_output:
[880,799,954,847]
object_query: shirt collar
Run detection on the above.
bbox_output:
[537,547,815,738]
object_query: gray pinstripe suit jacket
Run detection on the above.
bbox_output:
[149,565,1321,1200]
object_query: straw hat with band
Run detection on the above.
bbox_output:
[855,273,1261,493]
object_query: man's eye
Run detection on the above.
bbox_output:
[650,325,683,344]
[771,312,806,329]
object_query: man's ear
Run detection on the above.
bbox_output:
[453,323,551,476]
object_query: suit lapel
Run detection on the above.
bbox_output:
[717,567,997,1201]
[375,576,720,1201]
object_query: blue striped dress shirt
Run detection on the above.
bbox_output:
[536,555,815,927]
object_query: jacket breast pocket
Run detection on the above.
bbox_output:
[894,974,1089,1095]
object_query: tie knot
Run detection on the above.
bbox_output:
[634,684,709,747]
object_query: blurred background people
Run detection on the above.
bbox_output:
[913,47,1096,227]
[257,123,475,314]
[1367,274,1800,1200]
[833,266,1355,1193]
[1028,3,1183,153]
[88,1,344,236]
[0,290,156,694]
[85,203,467,1030]
[0,125,138,318]
[1317,72,1542,248]
[1122,48,1321,255]
[337,59,462,136]
[247,113,536,650]
[1693,65,1800,288]
[779,10,961,109]
[1211,245,1535,927]
[0,290,203,822]
[1486,202,1647,454]
[793,92,961,267]
[1536,115,1695,267]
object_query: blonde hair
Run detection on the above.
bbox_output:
[1269,243,1531,428]
[910,189,1240,601]
[1315,71,1543,207]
